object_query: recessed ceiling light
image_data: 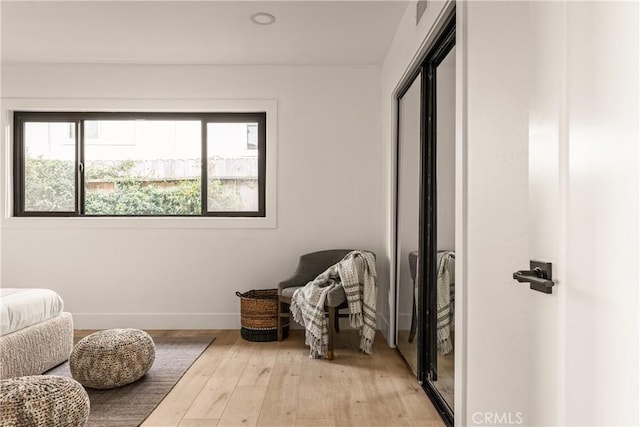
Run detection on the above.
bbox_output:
[251,12,276,26]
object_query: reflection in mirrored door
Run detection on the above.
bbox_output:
[395,72,421,374]
[432,44,456,411]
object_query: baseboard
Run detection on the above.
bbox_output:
[72,313,241,330]
[73,312,397,337]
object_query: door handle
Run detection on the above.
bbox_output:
[513,261,554,294]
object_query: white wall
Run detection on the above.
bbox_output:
[464,2,533,424]
[0,64,385,329]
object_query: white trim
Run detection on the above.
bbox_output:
[637,5,640,427]
[0,98,278,229]
[71,312,398,337]
[455,3,468,426]
[389,95,398,346]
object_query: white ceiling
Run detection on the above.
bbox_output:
[1,1,409,65]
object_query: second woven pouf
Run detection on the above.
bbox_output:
[70,328,155,389]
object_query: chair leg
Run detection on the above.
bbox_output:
[327,306,336,360]
[334,308,340,333]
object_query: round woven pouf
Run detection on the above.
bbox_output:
[70,328,155,389]
[0,375,90,427]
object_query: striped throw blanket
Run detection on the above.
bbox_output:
[290,250,377,359]
[436,251,455,355]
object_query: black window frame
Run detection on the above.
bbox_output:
[13,111,267,218]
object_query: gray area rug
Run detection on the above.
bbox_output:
[46,335,215,427]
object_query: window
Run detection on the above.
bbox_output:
[13,112,266,217]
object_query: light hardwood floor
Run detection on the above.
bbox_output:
[395,330,454,411]
[99,329,446,427]
[396,329,418,375]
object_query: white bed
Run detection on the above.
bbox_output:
[0,288,73,379]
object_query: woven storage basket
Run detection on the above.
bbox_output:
[236,289,288,342]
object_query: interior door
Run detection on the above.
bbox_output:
[529,2,639,425]
[463,1,638,426]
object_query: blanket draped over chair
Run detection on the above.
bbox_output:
[290,250,377,359]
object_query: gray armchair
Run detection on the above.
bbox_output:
[277,249,374,360]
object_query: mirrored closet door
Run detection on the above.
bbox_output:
[395,9,455,427]
[395,72,421,375]
[431,40,456,413]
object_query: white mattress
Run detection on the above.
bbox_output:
[0,288,64,336]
